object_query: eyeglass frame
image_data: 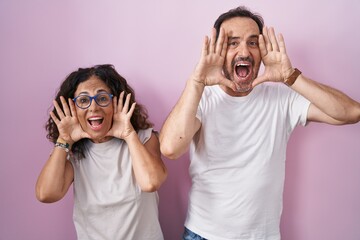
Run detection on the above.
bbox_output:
[72,92,114,109]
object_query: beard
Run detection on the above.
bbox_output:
[223,68,253,93]
[223,56,258,93]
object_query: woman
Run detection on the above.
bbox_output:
[36,64,167,240]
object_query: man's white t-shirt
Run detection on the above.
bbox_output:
[185,84,310,240]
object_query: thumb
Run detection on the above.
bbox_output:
[105,128,114,138]
[252,74,267,88]
[80,131,91,140]
[218,77,237,92]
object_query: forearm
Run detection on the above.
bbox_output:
[159,78,204,159]
[126,133,167,192]
[36,148,73,203]
[291,74,360,124]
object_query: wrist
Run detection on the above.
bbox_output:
[123,131,138,142]
[189,77,204,86]
[56,137,73,149]
[284,68,302,86]
[187,75,206,92]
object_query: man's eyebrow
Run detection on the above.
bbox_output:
[228,36,240,41]
[227,35,259,41]
[249,34,259,39]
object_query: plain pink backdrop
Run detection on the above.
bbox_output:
[1,0,359,239]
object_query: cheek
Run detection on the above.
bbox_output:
[104,108,114,125]
[76,112,87,127]
[252,49,261,62]
[226,50,235,60]
[224,55,233,69]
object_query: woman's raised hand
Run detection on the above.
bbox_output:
[50,96,90,144]
[106,92,136,140]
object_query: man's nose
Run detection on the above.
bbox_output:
[237,42,250,58]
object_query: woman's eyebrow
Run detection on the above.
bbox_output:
[77,89,108,95]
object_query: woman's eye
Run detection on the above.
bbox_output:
[77,97,90,105]
[79,97,89,104]
[99,97,107,102]
[97,94,110,102]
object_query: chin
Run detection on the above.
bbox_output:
[235,79,253,91]
[235,84,252,93]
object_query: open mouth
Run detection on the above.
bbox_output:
[232,61,254,93]
[235,63,251,80]
[88,116,104,128]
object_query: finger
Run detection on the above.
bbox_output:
[218,77,237,92]
[278,33,287,54]
[127,102,136,117]
[268,27,280,52]
[112,96,118,114]
[105,129,113,138]
[218,28,228,57]
[252,74,267,87]
[258,34,267,57]
[209,28,216,53]
[49,111,60,125]
[60,96,71,116]
[123,93,131,113]
[220,31,228,57]
[262,27,272,52]
[68,98,76,117]
[201,35,210,57]
[118,91,125,112]
[80,131,91,139]
[215,28,225,55]
[53,99,65,119]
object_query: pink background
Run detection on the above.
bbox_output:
[1,1,359,239]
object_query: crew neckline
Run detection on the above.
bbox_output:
[86,137,121,149]
[214,84,262,102]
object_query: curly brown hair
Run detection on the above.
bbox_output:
[46,64,153,159]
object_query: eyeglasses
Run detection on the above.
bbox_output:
[73,93,113,109]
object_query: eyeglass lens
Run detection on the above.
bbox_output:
[75,93,112,109]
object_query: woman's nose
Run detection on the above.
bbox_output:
[88,99,99,111]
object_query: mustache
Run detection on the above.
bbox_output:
[231,56,254,69]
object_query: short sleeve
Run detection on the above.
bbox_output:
[285,86,311,130]
[137,128,154,144]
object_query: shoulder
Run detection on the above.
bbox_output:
[258,82,299,100]
[138,128,154,144]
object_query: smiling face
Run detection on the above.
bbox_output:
[74,76,114,143]
[221,17,261,96]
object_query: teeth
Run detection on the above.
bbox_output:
[88,117,103,121]
[236,63,249,67]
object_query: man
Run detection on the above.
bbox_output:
[159,6,360,240]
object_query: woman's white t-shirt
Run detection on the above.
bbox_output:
[71,128,163,240]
